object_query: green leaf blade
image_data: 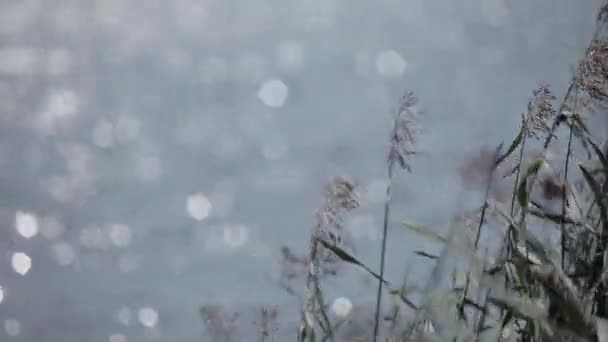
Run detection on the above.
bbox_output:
[496,127,524,165]
[401,221,447,244]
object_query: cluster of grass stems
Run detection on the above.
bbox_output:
[197,2,608,341]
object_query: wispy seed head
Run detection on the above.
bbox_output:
[524,84,556,139]
[575,39,608,103]
[389,91,422,171]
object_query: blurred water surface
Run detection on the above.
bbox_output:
[0,0,601,340]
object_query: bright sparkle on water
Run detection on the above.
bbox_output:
[331,297,353,318]
[138,307,159,328]
[186,193,212,221]
[11,252,31,275]
[15,211,38,239]
[375,49,407,78]
[257,79,288,108]
[4,319,20,337]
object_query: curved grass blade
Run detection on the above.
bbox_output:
[414,250,439,260]
[579,164,608,232]
[517,159,544,208]
[493,205,551,264]
[496,126,523,165]
[587,136,608,171]
[529,207,576,225]
[487,293,548,322]
[316,238,388,285]
[517,178,529,210]
[569,111,591,136]
[528,204,597,235]
[401,221,447,244]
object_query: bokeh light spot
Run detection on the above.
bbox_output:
[15,211,38,239]
[257,79,288,108]
[331,297,353,318]
[11,252,31,275]
[137,307,159,328]
[4,319,20,337]
[375,49,407,78]
[186,193,212,221]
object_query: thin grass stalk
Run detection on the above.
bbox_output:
[561,125,574,270]
[299,253,332,342]
[459,144,501,330]
[491,120,527,329]
[475,184,493,247]
[404,221,462,341]
[474,150,500,248]
[505,125,527,261]
[473,248,491,342]
[490,116,527,280]
[519,121,558,226]
[373,92,419,341]
[372,136,396,342]
[511,127,529,217]
[491,120,528,341]
[299,231,330,342]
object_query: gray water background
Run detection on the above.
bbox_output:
[0,0,603,341]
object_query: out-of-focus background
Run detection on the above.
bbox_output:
[0,0,602,340]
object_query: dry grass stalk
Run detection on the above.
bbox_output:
[298,176,360,342]
[575,39,608,104]
[523,84,557,140]
[255,306,279,342]
[200,305,239,342]
[374,91,422,342]
[388,91,422,172]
